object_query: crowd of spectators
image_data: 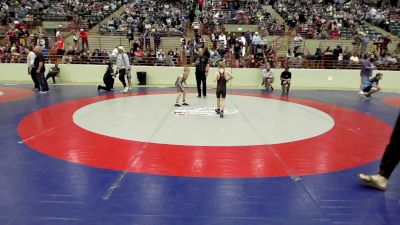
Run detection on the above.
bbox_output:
[0,0,46,26]
[99,0,186,36]
[43,0,122,29]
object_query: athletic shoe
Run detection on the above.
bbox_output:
[197,95,201,98]
[220,111,224,118]
[33,88,39,91]
[358,91,364,95]
[215,109,220,114]
[121,87,128,93]
[182,102,189,106]
[175,103,181,107]
[358,173,387,191]
[39,90,49,94]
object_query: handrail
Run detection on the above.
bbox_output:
[2,54,399,71]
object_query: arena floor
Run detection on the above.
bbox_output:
[1,84,400,225]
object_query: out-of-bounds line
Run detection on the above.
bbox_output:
[101,104,176,200]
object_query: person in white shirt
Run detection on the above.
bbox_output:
[218,32,227,48]
[240,34,246,57]
[115,46,131,93]
[350,53,359,64]
[293,33,303,52]
[252,32,262,45]
[37,34,46,48]
[25,46,39,90]
[262,64,274,92]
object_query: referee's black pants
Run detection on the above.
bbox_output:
[196,70,206,96]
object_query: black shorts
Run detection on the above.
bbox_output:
[216,89,226,98]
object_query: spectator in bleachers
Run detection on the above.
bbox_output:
[37,34,45,49]
[79,29,89,50]
[54,36,65,58]
[293,33,303,52]
[156,48,166,65]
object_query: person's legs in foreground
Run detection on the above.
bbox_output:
[118,69,128,92]
[281,81,288,95]
[45,72,56,84]
[175,92,182,107]
[359,112,400,191]
[127,70,132,90]
[359,76,368,94]
[285,81,291,94]
[196,71,202,97]
[265,78,273,91]
[364,86,381,99]
[215,91,226,118]
[37,72,49,92]
[201,74,207,97]
[31,70,40,90]
[219,97,226,118]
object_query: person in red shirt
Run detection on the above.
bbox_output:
[54,36,65,57]
[331,29,339,40]
[79,29,89,50]
[198,0,205,12]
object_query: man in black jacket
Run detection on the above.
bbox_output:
[194,48,209,97]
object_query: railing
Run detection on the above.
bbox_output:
[2,54,399,71]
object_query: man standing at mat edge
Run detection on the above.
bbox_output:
[34,46,49,93]
[359,111,400,191]
[194,48,209,97]
[115,46,131,93]
[26,46,39,91]
[359,54,376,94]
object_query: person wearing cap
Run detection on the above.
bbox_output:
[115,46,131,93]
[262,64,274,92]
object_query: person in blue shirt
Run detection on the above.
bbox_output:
[362,73,383,99]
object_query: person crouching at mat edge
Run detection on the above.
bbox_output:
[45,63,60,84]
[262,64,274,92]
[214,61,234,118]
[280,66,292,95]
[175,67,190,107]
[98,62,115,91]
[362,73,383,99]
[115,46,131,93]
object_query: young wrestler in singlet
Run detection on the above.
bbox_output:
[175,67,190,107]
[214,61,234,118]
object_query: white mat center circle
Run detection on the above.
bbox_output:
[73,94,334,146]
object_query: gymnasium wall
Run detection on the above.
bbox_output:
[0,64,399,91]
